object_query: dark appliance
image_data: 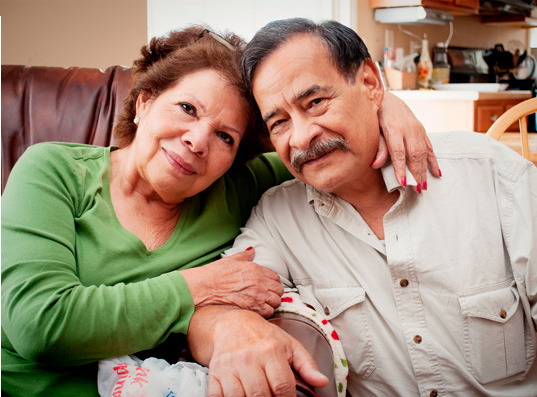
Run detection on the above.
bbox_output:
[480,0,537,18]
[483,44,536,90]
[446,47,495,83]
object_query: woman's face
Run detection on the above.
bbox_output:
[132,69,248,203]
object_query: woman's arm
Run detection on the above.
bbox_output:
[1,145,282,367]
[375,91,441,193]
[1,146,192,365]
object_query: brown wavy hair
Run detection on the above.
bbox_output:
[114,26,264,165]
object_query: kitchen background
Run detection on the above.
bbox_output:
[2,0,537,143]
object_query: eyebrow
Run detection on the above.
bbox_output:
[262,85,328,124]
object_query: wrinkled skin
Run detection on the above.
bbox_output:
[187,307,329,397]
[182,248,283,317]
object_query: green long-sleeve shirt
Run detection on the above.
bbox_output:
[1,142,291,396]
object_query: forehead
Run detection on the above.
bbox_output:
[252,35,342,105]
[168,69,234,95]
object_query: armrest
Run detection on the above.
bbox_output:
[268,312,338,397]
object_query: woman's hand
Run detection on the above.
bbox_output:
[187,307,328,397]
[181,248,284,318]
[374,91,441,193]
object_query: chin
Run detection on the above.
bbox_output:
[302,175,341,194]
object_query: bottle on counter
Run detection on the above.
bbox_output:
[417,35,432,89]
[432,43,451,86]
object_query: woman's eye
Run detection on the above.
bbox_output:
[180,102,197,116]
[218,131,234,146]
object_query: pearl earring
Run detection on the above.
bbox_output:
[133,116,140,125]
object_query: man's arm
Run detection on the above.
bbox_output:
[187,305,328,396]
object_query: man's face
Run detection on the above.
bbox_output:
[252,34,384,196]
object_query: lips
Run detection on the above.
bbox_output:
[162,148,197,175]
[305,150,334,165]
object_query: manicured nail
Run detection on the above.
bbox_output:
[401,177,407,187]
[246,246,253,251]
[417,183,422,194]
[438,169,442,177]
[423,180,427,190]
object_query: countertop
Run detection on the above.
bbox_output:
[390,90,532,101]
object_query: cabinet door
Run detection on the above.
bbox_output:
[475,104,504,132]
[475,101,524,133]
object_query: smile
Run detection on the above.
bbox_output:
[162,148,196,175]
[303,150,335,168]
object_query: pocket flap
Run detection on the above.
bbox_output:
[459,280,520,323]
[297,283,365,320]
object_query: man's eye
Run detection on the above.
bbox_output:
[218,131,234,146]
[270,119,285,132]
[180,102,197,116]
[311,98,324,107]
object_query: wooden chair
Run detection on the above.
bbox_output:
[486,97,537,165]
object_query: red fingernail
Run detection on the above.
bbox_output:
[417,183,422,194]
[246,246,253,251]
[423,180,427,190]
[438,169,442,177]
[401,177,407,187]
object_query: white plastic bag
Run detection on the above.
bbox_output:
[98,355,208,397]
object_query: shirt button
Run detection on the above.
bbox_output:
[400,279,409,287]
[324,307,330,316]
[499,309,507,319]
[430,390,438,397]
[413,335,422,344]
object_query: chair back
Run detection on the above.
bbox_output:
[486,97,537,164]
[1,65,133,193]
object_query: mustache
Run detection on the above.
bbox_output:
[290,137,350,174]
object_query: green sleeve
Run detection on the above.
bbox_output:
[1,144,194,367]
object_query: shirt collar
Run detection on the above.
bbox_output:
[305,161,417,208]
[381,160,417,193]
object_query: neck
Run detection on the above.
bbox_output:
[335,169,398,240]
[109,148,183,250]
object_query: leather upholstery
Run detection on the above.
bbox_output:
[1,65,133,192]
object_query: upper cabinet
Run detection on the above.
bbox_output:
[369,0,479,15]
[370,0,537,26]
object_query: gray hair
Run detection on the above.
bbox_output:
[241,18,371,89]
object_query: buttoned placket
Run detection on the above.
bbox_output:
[383,189,446,397]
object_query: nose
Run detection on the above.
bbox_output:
[182,122,211,156]
[288,114,322,151]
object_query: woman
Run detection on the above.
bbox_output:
[1,26,438,396]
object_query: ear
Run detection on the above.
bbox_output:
[135,90,153,118]
[360,59,384,112]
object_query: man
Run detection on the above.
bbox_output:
[188,18,537,396]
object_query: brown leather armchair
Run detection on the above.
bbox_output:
[1,64,132,192]
[1,64,337,397]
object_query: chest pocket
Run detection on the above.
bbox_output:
[458,279,527,384]
[296,281,375,379]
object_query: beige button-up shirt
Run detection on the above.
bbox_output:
[229,131,537,396]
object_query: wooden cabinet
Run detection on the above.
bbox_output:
[475,100,521,132]
[369,0,479,14]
